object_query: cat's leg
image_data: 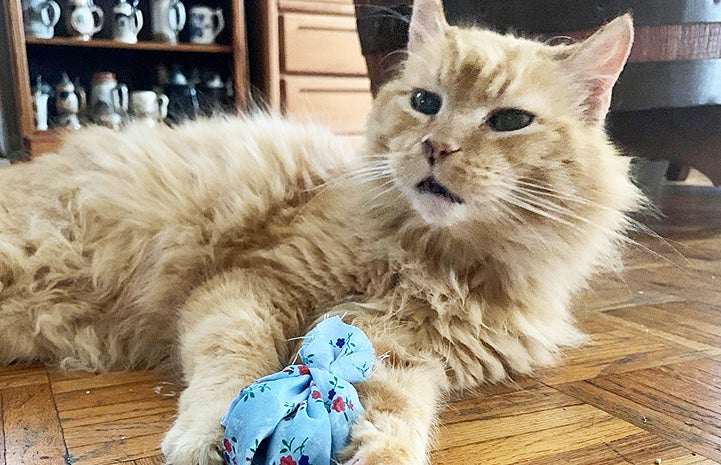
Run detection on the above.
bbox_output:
[337,314,450,465]
[342,359,447,465]
[161,270,299,465]
[0,304,44,364]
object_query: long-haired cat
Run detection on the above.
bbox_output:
[0,1,641,463]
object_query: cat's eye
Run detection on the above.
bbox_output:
[410,90,442,115]
[487,109,535,132]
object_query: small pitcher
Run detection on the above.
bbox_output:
[23,0,61,39]
[113,0,143,44]
[151,0,186,44]
[67,0,104,41]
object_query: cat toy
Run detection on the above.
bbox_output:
[220,316,375,465]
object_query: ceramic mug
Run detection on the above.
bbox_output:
[131,90,169,127]
[189,6,224,45]
[23,0,61,39]
[67,0,104,41]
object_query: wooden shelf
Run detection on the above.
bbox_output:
[25,37,233,54]
[28,129,63,140]
[24,129,65,157]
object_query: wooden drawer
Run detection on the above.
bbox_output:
[282,75,372,134]
[280,13,367,75]
[278,0,355,15]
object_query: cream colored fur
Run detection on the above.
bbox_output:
[0,2,642,464]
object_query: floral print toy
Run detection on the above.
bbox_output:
[220,316,376,465]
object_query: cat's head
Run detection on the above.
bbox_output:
[366,0,643,243]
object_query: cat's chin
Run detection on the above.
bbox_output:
[409,192,468,227]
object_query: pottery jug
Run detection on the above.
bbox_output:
[90,72,128,129]
[56,73,86,130]
[23,0,61,39]
[151,0,186,44]
[67,0,104,41]
[189,6,223,45]
[131,91,169,127]
[113,0,143,44]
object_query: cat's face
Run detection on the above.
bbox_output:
[366,0,640,236]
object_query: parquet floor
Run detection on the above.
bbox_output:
[2,180,721,465]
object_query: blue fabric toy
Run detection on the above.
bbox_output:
[220,316,375,465]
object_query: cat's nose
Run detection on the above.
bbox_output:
[422,139,460,166]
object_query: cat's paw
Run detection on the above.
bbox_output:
[339,418,426,465]
[161,416,224,465]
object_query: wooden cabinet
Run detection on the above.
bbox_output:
[3,0,249,158]
[248,0,372,145]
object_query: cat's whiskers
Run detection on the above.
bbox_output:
[501,191,579,229]
[362,178,401,208]
[504,184,685,268]
[484,197,555,248]
[303,159,393,194]
[511,179,689,267]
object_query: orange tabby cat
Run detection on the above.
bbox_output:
[0,1,641,463]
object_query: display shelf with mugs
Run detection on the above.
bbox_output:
[4,0,249,157]
[23,63,235,133]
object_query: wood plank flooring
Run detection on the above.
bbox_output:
[2,181,721,465]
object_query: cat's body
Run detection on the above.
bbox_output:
[0,116,361,370]
[0,2,642,464]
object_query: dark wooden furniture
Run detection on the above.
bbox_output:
[354,0,721,186]
[247,0,372,148]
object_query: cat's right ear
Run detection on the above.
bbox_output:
[408,0,449,53]
[562,14,634,123]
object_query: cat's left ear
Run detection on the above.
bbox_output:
[563,14,634,123]
[408,0,449,53]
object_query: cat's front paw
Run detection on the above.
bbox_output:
[161,415,224,465]
[339,418,427,465]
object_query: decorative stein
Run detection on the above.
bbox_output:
[32,75,51,131]
[151,0,186,44]
[164,67,198,124]
[113,0,143,44]
[130,91,169,127]
[188,6,224,45]
[23,0,61,39]
[90,72,129,129]
[56,73,86,130]
[67,0,104,40]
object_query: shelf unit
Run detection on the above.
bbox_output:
[4,0,249,157]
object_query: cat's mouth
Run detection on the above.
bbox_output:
[415,176,464,204]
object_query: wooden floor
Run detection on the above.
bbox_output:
[2,180,721,465]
